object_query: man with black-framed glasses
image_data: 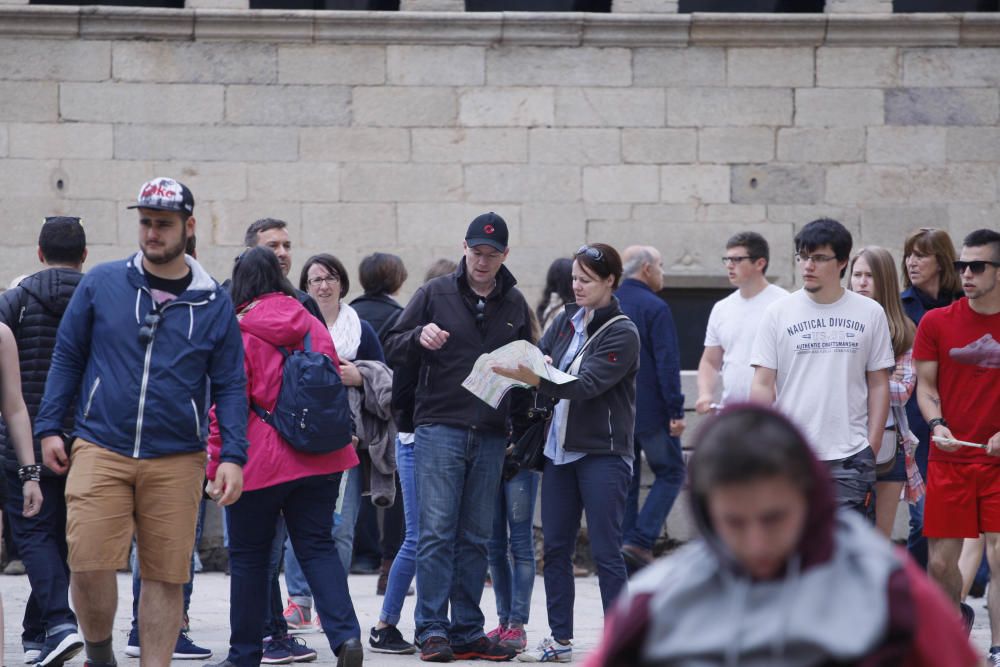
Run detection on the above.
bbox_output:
[750,218,894,519]
[33,178,249,667]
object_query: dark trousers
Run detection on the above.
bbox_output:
[225,474,359,667]
[541,455,630,641]
[3,471,76,645]
[380,474,405,561]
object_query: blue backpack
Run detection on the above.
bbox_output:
[251,332,353,454]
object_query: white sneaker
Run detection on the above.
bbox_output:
[23,649,42,664]
[517,638,572,663]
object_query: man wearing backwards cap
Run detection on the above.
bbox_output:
[385,212,534,663]
[34,178,248,667]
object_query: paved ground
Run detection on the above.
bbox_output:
[2,572,606,666]
[2,569,993,665]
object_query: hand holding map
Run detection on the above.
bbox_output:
[463,340,575,409]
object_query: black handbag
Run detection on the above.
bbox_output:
[502,397,554,481]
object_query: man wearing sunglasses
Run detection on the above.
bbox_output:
[750,218,894,519]
[384,212,533,662]
[913,228,1000,662]
[33,177,249,667]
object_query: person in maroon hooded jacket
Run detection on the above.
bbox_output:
[584,404,978,667]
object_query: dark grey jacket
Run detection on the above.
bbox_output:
[537,299,640,458]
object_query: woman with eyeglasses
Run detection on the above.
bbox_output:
[848,247,919,540]
[899,228,962,570]
[494,243,639,664]
[206,246,363,667]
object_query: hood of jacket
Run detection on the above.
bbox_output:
[17,268,83,318]
[237,293,319,349]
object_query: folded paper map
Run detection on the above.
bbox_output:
[463,340,576,409]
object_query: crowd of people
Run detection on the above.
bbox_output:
[0,174,996,667]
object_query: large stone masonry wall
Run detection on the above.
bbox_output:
[0,7,998,306]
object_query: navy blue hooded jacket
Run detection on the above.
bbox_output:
[34,253,249,465]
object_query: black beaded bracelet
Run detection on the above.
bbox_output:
[18,464,41,483]
[928,417,948,431]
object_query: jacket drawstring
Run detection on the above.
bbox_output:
[188,305,194,340]
[134,289,142,324]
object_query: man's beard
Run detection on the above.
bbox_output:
[143,230,187,266]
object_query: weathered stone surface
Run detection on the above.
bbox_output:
[556,87,665,128]
[825,0,891,12]
[794,89,884,127]
[500,12,582,46]
[487,46,632,87]
[151,161,247,202]
[388,45,485,86]
[114,42,274,84]
[4,197,116,246]
[961,14,1000,47]
[187,0,248,7]
[0,125,7,157]
[300,127,410,163]
[777,128,866,163]
[341,164,463,202]
[866,126,946,164]
[825,14,960,47]
[633,48,725,86]
[465,165,580,203]
[732,164,825,205]
[695,204,768,224]
[946,127,1000,163]
[948,203,1000,244]
[278,45,385,85]
[584,13,688,47]
[61,83,224,125]
[690,14,826,46]
[460,87,554,127]
[622,129,697,164]
[0,40,108,81]
[726,48,814,87]
[353,87,458,128]
[226,85,350,127]
[194,10,312,42]
[903,48,1000,87]
[699,127,775,163]
[816,47,899,87]
[766,204,860,228]
[302,203,396,251]
[519,203,587,249]
[8,123,112,160]
[397,202,521,248]
[669,88,792,127]
[415,128,528,164]
[399,0,463,9]
[81,7,193,41]
[885,88,999,126]
[611,0,678,13]
[660,165,730,204]
[114,125,299,162]
[247,163,339,203]
[583,166,659,203]
[529,129,619,165]
[0,159,60,199]
[59,159,155,202]
[0,82,58,122]
[206,199,302,247]
[860,206,946,250]
[826,164,996,204]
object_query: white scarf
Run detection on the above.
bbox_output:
[329,302,362,361]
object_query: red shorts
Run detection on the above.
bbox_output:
[925,460,1000,539]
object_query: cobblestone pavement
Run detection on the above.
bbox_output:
[2,572,606,666]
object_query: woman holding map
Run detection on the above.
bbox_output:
[494,243,640,664]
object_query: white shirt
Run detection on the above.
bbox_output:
[704,283,788,405]
[750,289,895,461]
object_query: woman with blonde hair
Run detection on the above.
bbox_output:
[848,246,918,539]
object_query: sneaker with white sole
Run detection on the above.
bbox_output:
[125,628,212,660]
[499,626,527,653]
[261,638,294,665]
[283,601,313,633]
[517,638,571,663]
[37,630,84,667]
[369,625,415,655]
[24,649,43,665]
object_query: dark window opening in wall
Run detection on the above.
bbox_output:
[894,0,997,10]
[658,286,734,372]
[31,0,184,6]
[466,0,610,10]
[250,0,399,7]
[678,0,823,11]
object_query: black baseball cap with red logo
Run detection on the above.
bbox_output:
[465,212,508,252]
[128,177,195,215]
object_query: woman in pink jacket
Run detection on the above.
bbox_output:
[207,247,362,667]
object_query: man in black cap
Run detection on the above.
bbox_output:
[384,212,533,663]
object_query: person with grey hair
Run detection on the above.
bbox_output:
[614,245,685,574]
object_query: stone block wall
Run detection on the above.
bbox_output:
[0,7,997,307]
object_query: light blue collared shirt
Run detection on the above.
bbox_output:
[543,308,588,466]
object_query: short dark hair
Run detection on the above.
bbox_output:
[726,231,770,274]
[39,216,86,265]
[575,243,623,289]
[230,246,296,308]
[244,218,287,248]
[185,234,197,258]
[794,218,852,278]
[537,257,574,323]
[358,253,408,296]
[300,253,350,299]
[963,228,1000,263]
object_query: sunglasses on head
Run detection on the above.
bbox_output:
[954,260,1000,275]
[576,245,604,263]
[138,310,162,346]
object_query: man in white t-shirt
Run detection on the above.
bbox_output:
[696,231,788,413]
[750,218,894,517]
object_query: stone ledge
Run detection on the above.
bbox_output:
[0,6,990,47]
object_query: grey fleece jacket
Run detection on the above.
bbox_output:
[348,359,396,507]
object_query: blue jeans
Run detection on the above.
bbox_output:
[4,472,76,646]
[906,395,929,569]
[380,437,418,626]
[541,455,630,641]
[487,469,539,627]
[414,424,506,645]
[225,474,359,667]
[622,428,685,552]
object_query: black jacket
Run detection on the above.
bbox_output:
[350,293,403,344]
[384,259,533,436]
[0,268,83,474]
[537,299,640,458]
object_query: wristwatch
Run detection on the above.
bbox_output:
[928,417,948,431]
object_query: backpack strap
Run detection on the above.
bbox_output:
[251,330,313,419]
[567,314,630,375]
